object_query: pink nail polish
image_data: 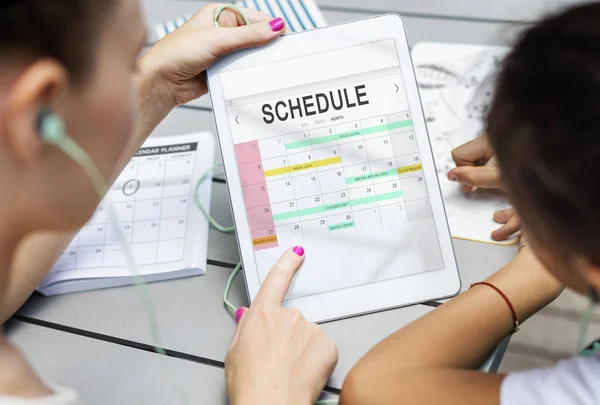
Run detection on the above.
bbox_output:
[235,308,244,323]
[269,17,284,32]
[292,246,304,256]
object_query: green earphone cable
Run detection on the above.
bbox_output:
[577,301,595,355]
[194,165,235,234]
[42,5,333,402]
[223,263,243,313]
[193,164,239,314]
[39,113,108,198]
[41,114,191,405]
[44,7,329,402]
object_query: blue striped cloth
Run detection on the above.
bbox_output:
[155,0,326,40]
[235,0,327,32]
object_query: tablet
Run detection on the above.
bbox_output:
[208,14,461,322]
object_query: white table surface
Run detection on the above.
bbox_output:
[5,320,230,404]
[6,320,340,404]
[8,0,555,400]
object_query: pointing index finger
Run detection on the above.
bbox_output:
[253,247,305,307]
[448,165,502,189]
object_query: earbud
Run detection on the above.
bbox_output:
[37,107,67,145]
[34,112,192,404]
[35,107,107,197]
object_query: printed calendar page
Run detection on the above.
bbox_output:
[221,39,445,299]
[45,133,214,287]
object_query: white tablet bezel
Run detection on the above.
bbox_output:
[208,14,461,323]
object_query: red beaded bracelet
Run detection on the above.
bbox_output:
[470,282,520,334]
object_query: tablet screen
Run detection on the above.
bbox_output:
[220,38,445,300]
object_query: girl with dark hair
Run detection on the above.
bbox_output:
[340,4,600,405]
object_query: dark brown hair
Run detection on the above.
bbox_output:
[1,0,116,82]
[488,3,600,263]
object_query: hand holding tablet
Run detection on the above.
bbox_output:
[208,15,461,322]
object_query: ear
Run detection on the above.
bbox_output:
[0,59,68,165]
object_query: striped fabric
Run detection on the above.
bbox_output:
[235,0,327,32]
[154,0,326,40]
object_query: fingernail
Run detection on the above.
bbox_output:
[235,308,244,323]
[269,17,285,32]
[449,175,457,181]
[292,246,304,256]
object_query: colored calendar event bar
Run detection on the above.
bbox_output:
[253,235,278,247]
[235,140,280,251]
[263,156,342,177]
[271,190,404,222]
[285,119,413,150]
[329,220,356,232]
[342,163,424,185]
[346,168,398,184]
[263,159,421,181]
[397,163,423,174]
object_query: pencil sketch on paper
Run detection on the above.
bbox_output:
[412,43,516,244]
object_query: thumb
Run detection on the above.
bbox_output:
[231,307,248,346]
[211,18,286,58]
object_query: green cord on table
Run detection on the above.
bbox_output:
[194,164,235,233]
[194,164,240,314]
[224,262,242,313]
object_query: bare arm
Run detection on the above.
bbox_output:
[340,248,564,405]
[1,70,174,324]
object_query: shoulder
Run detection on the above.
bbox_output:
[501,355,600,405]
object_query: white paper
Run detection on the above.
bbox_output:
[42,132,215,287]
[412,42,517,245]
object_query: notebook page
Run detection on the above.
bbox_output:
[411,42,516,245]
[42,132,215,286]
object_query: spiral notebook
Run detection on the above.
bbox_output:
[39,132,215,295]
